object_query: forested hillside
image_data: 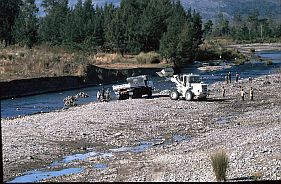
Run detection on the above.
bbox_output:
[48,0,281,21]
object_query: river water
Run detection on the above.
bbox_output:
[1,51,281,118]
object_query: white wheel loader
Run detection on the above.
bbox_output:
[157,68,208,101]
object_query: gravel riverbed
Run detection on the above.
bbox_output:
[2,72,281,182]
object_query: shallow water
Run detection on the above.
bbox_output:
[1,51,281,118]
[8,135,190,183]
[7,168,83,183]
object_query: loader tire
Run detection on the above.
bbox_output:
[147,90,152,98]
[185,91,193,101]
[170,90,179,100]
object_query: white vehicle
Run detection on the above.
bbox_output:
[112,75,154,100]
[157,68,208,101]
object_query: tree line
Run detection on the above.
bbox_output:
[0,0,203,66]
[204,10,281,42]
[1,0,281,66]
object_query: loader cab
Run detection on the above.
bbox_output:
[178,74,201,86]
[187,75,201,84]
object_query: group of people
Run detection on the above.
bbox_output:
[63,91,89,108]
[239,87,254,101]
[63,87,111,108]
[221,85,254,101]
[96,87,111,102]
[225,71,240,84]
[222,71,254,101]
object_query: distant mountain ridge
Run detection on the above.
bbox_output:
[35,0,281,21]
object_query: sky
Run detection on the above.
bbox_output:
[35,0,120,16]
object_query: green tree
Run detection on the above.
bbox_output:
[204,20,213,36]
[214,12,230,36]
[159,1,186,65]
[0,0,22,46]
[39,0,69,45]
[103,3,119,52]
[13,0,39,48]
[139,0,172,52]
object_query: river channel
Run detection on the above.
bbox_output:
[1,51,281,119]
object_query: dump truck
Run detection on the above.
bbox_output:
[112,75,154,100]
[157,68,208,101]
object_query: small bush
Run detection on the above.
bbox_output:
[210,149,229,181]
[136,51,161,64]
[252,171,263,181]
[0,54,7,60]
[7,54,13,60]
[266,60,273,65]
[234,59,245,65]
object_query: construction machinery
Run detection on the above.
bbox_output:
[112,75,154,100]
[157,68,208,101]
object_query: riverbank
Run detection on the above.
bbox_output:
[2,71,281,182]
[226,43,281,54]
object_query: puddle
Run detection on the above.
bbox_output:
[51,150,113,166]
[216,117,227,124]
[7,135,190,182]
[109,141,153,153]
[94,163,108,169]
[173,134,192,142]
[8,168,83,183]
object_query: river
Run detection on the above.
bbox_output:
[1,51,281,118]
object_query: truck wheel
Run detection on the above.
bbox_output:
[147,90,152,97]
[170,90,179,100]
[185,91,193,101]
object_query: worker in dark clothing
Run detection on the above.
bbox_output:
[222,86,225,97]
[249,77,253,83]
[101,87,105,102]
[104,88,111,102]
[235,72,239,83]
[229,71,232,83]
[225,74,229,84]
[249,87,253,100]
[240,87,245,101]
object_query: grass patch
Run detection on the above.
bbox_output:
[210,149,229,181]
[266,60,273,65]
[136,51,161,64]
[252,171,263,181]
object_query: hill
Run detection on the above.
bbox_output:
[36,0,280,21]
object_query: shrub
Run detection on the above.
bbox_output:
[136,51,161,64]
[266,60,273,65]
[210,149,229,181]
[252,171,263,181]
[234,58,245,65]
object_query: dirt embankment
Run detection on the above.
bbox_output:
[2,71,281,182]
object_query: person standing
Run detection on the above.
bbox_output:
[97,90,101,102]
[222,86,225,97]
[249,87,254,101]
[101,87,105,101]
[235,72,239,83]
[240,87,245,101]
[105,88,111,102]
[249,77,253,83]
[229,71,232,83]
[225,74,229,84]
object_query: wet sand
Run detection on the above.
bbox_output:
[2,71,281,182]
